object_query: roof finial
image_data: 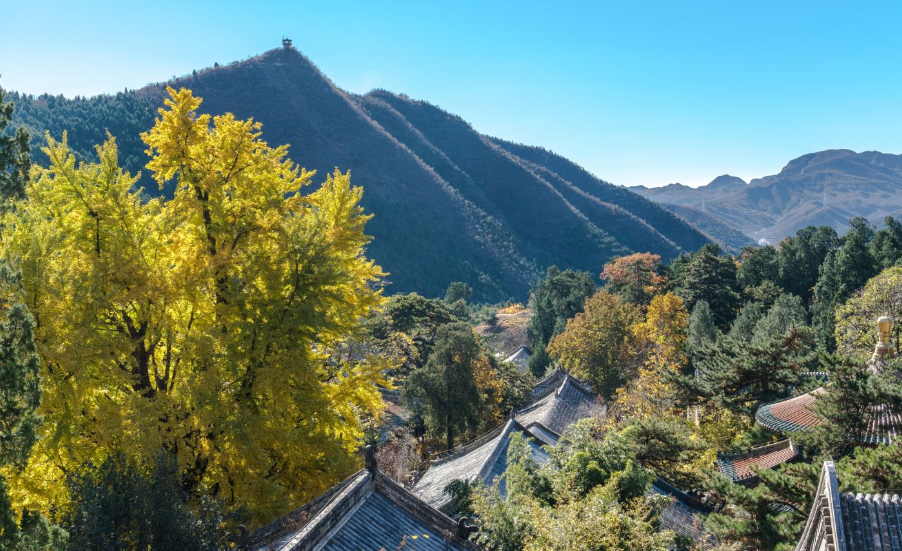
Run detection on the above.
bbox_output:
[872,316,894,362]
[364,444,377,472]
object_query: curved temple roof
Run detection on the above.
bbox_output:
[716,439,799,483]
[247,469,479,551]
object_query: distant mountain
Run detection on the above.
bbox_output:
[10,45,710,300]
[631,151,902,243]
[657,204,754,252]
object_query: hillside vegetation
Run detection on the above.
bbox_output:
[11,46,710,301]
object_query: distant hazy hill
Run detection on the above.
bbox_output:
[11,45,710,300]
[631,150,902,243]
[657,204,754,252]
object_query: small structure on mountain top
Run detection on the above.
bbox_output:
[755,317,902,446]
[282,37,293,49]
[795,460,902,551]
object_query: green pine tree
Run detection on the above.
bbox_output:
[402,322,484,450]
[870,216,902,270]
[834,217,877,298]
[526,266,596,348]
[0,80,30,203]
[673,244,740,330]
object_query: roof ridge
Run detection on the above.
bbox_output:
[268,470,373,551]
[246,469,367,549]
[475,419,519,482]
[717,438,795,459]
[430,419,509,464]
[373,472,481,550]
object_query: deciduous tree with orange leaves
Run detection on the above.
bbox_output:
[601,253,664,308]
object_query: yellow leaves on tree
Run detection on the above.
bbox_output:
[547,290,640,398]
[1,87,388,525]
[614,293,689,421]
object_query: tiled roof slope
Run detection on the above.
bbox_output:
[755,389,824,434]
[716,439,799,483]
[248,469,478,551]
[413,371,602,511]
[796,461,902,551]
[652,480,718,550]
[757,388,901,445]
[412,419,548,511]
[503,346,532,374]
[515,373,604,439]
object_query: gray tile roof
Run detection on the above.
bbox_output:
[514,373,604,438]
[412,419,536,511]
[652,479,718,549]
[413,371,602,511]
[503,346,532,374]
[248,470,478,551]
[796,461,902,551]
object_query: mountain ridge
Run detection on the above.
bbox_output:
[631,149,902,242]
[10,45,711,299]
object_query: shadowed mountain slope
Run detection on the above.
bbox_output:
[11,46,710,300]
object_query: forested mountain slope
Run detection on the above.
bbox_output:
[11,45,710,300]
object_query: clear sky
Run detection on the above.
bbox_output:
[3,0,902,188]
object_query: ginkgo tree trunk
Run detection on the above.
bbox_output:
[1,87,390,525]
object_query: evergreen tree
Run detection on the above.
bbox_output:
[776,226,840,304]
[63,453,229,551]
[752,293,807,344]
[673,244,740,330]
[807,354,902,454]
[870,216,902,270]
[0,80,30,203]
[526,266,596,348]
[527,343,552,378]
[811,250,842,350]
[835,217,877,298]
[679,328,814,418]
[402,322,484,450]
[737,245,779,291]
[444,281,473,304]
[687,300,720,362]
[728,302,764,343]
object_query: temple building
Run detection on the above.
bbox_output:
[412,370,602,510]
[246,454,480,551]
[503,345,532,374]
[755,316,902,447]
[795,461,902,551]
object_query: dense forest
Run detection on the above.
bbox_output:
[8,45,712,303]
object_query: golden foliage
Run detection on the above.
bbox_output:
[547,290,640,397]
[2,88,388,524]
[615,293,689,420]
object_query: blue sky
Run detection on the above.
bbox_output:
[3,1,902,188]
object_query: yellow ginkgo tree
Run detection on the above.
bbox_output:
[1,87,389,524]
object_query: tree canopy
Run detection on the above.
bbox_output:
[1,88,388,524]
